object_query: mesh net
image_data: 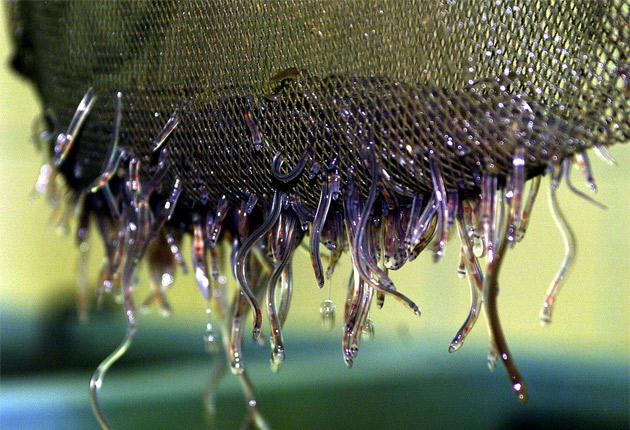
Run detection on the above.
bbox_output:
[9,0,629,210]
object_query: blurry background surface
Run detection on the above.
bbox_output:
[0,5,628,430]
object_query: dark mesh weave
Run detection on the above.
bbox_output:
[9,0,630,211]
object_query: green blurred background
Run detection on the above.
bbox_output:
[0,5,628,430]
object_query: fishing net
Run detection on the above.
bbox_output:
[10,1,629,205]
[7,0,629,428]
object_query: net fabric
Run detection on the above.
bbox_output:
[10,0,629,211]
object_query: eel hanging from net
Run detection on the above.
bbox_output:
[6,0,629,428]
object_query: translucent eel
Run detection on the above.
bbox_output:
[232,268,273,429]
[353,151,417,304]
[310,169,336,288]
[75,207,90,322]
[143,145,171,198]
[278,261,293,327]
[90,156,182,430]
[237,199,254,242]
[267,213,298,371]
[244,110,262,150]
[593,144,617,166]
[382,207,408,270]
[564,158,608,210]
[481,172,498,262]
[271,149,311,183]
[252,247,273,347]
[120,157,151,327]
[89,326,136,430]
[224,296,272,429]
[165,229,188,274]
[507,147,525,246]
[235,372,271,430]
[203,358,227,417]
[471,199,485,257]
[124,177,183,311]
[406,195,437,252]
[229,255,272,374]
[31,108,58,151]
[494,189,506,249]
[234,189,284,339]
[346,160,421,317]
[140,234,176,316]
[204,243,269,430]
[229,292,250,375]
[515,176,541,243]
[192,213,215,349]
[429,158,448,261]
[344,275,373,366]
[192,214,211,300]
[483,185,528,403]
[574,151,597,193]
[151,112,180,152]
[150,178,183,238]
[449,208,484,352]
[203,247,229,418]
[53,87,96,167]
[328,212,346,276]
[540,162,576,325]
[87,92,124,193]
[457,246,467,279]
[206,195,230,247]
[288,192,315,231]
[408,213,438,261]
[444,192,459,246]
[346,230,376,361]
[94,208,122,304]
[403,194,424,249]
[341,265,363,367]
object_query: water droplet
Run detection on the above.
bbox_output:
[362,318,375,340]
[319,299,336,331]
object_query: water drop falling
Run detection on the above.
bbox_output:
[362,318,375,340]
[320,299,336,331]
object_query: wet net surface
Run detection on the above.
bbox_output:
[10,0,629,211]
